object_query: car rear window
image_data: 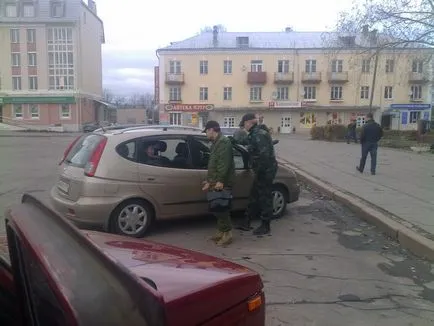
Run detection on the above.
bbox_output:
[65,134,106,168]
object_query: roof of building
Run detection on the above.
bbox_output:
[157,31,426,51]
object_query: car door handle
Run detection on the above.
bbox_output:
[147,177,155,181]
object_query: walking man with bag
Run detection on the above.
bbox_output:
[202,121,235,246]
[357,112,383,175]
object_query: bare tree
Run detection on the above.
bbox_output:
[102,88,115,103]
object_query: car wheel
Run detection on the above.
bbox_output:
[110,199,154,238]
[271,185,288,218]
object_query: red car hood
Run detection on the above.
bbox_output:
[86,231,263,325]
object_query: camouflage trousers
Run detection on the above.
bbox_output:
[246,165,277,221]
[215,212,232,232]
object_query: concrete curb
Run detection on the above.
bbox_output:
[280,158,434,261]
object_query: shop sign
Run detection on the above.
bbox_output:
[269,101,301,109]
[390,104,431,110]
[164,104,214,112]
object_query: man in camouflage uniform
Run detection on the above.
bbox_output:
[256,113,270,133]
[232,120,249,145]
[236,113,278,235]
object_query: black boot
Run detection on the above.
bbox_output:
[235,217,253,231]
[253,221,270,236]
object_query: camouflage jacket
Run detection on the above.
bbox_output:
[232,128,249,145]
[207,133,235,187]
[247,124,277,174]
[258,124,270,133]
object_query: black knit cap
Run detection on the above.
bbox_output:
[239,113,257,127]
[203,120,221,132]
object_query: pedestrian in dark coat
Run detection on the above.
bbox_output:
[357,113,383,175]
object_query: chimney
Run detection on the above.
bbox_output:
[88,0,97,13]
[212,25,218,47]
[369,29,378,46]
[285,27,293,33]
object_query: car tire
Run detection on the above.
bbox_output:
[271,185,288,219]
[110,199,154,238]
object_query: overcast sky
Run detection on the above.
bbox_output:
[97,0,354,96]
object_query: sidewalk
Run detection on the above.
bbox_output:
[276,135,434,258]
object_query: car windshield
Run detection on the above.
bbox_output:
[65,134,105,168]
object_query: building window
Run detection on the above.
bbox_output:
[30,105,40,119]
[12,77,22,90]
[330,86,343,100]
[250,60,263,72]
[223,60,232,74]
[412,60,423,73]
[409,111,421,124]
[278,60,290,73]
[13,105,23,119]
[362,59,370,73]
[11,53,21,67]
[169,87,181,101]
[29,76,38,90]
[331,59,343,73]
[385,59,394,73]
[199,60,208,75]
[60,104,71,119]
[304,86,316,100]
[51,1,65,18]
[169,113,182,125]
[5,3,18,17]
[305,60,317,73]
[223,117,235,128]
[199,87,208,101]
[410,85,422,100]
[223,87,232,100]
[10,29,20,43]
[360,86,369,99]
[23,3,35,17]
[28,53,37,66]
[47,27,74,90]
[250,87,262,101]
[276,87,289,100]
[384,86,393,99]
[27,29,36,43]
[169,60,181,73]
[236,36,249,48]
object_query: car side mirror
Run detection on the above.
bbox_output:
[272,139,279,145]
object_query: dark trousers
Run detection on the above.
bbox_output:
[346,130,357,143]
[246,166,277,221]
[359,142,378,173]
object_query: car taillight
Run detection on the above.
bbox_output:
[84,137,107,177]
[59,135,82,165]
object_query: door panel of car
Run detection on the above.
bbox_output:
[136,136,206,218]
[0,254,21,326]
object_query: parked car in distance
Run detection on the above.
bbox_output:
[50,128,300,237]
[0,194,265,326]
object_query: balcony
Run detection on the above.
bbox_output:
[247,71,267,84]
[302,72,322,83]
[274,72,294,84]
[327,71,349,83]
[165,73,184,85]
[408,72,428,83]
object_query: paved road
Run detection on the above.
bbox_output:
[0,134,433,325]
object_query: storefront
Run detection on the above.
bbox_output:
[160,103,214,129]
[383,103,431,130]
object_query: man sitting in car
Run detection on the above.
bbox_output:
[143,142,167,167]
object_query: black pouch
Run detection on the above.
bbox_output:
[206,190,233,213]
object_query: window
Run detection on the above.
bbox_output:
[330,86,343,100]
[362,59,370,73]
[28,53,37,66]
[11,53,21,67]
[223,60,232,74]
[250,87,262,101]
[116,141,137,161]
[384,86,393,99]
[277,87,289,100]
[29,76,38,90]
[47,27,74,90]
[410,85,422,100]
[199,60,208,74]
[278,60,290,73]
[23,3,35,17]
[250,60,263,72]
[409,111,421,124]
[223,117,235,128]
[27,29,36,43]
[60,104,71,119]
[385,59,394,73]
[13,105,23,119]
[304,86,316,100]
[412,60,423,73]
[223,87,232,100]
[331,59,343,73]
[30,105,39,119]
[137,139,189,168]
[169,60,181,74]
[169,87,181,101]
[360,86,369,99]
[305,60,317,73]
[5,4,18,17]
[199,87,208,101]
[169,113,182,125]
[236,36,249,48]
[10,29,20,43]
[12,77,22,90]
[51,1,65,17]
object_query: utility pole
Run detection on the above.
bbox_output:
[369,48,380,113]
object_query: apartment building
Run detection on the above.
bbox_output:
[156,28,433,133]
[0,0,105,131]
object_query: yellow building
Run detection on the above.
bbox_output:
[156,28,433,133]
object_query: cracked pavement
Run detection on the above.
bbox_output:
[1,134,434,325]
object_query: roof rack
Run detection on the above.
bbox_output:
[115,125,203,134]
